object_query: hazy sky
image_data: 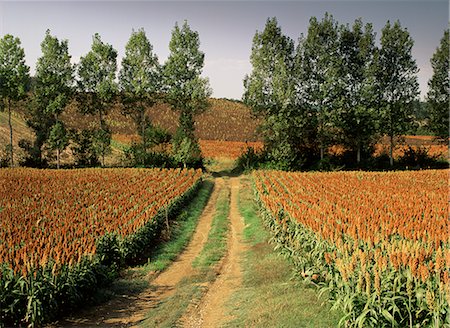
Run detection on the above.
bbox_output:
[0,1,448,99]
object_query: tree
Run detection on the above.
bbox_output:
[163,21,211,167]
[243,17,300,169]
[48,121,68,169]
[77,33,117,166]
[300,13,340,161]
[29,30,73,167]
[119,28,160,148]
[376,20,419,166]
[334,19,378,164]
[427,29,449,142]
[0,35,29,167]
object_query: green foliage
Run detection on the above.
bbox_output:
[25,30,74,167]
[164,21,211,168]
[0,34,30,167]
[69,127,111,167]
[0,35,29,102]
[77,33,117,165]
[376,20,419,166]
[70,129,101,167]
[33,30,73,119]
[96,232,123,272]
[334,19,378,164]
[119,28,161,145]
[123,124,173,167]
[236,146,266,171]
[91,126,112,165]
[124,144,175,168]
[243,18,305,169]
[48,122,68,152]
[397,146,444,169]
[427,29,449,142]
[172,130,203,168]
[300,13,340,158]
[243,17,295,117]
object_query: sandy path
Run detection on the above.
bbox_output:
[181,177,246,328]
[52,178,223,328]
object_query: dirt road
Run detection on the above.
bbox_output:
[181,177,246,327]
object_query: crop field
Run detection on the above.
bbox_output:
[0,168,202,325]
[253,169,449,327]
[199,139,263,159]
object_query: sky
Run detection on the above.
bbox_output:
[0,1,448,100]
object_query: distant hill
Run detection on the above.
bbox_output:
[61,98,262,142]
[1,98,446,164]
[0,98,262,165]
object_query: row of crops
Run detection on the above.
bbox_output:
[253,170,449,327]
[0,168,203,326]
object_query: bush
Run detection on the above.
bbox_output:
[236,146,266,171]
[70,129,101,167]
[123,143,176,168]
[172,131,203,169]
[397,146,445,169]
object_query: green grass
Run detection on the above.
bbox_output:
[224,175,341,328]
[141,275,204,328]
[192,185,230,269]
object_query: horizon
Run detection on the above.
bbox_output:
[1,1,448,100]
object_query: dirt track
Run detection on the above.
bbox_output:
[181,177,246,328]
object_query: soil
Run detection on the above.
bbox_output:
[49,178,224,328]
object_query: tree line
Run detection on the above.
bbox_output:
[243,15,448,170]
[0,21,210,168]
[0,15,448,170]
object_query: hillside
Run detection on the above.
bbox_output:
[61,98,262,142]
[0,98,447,164]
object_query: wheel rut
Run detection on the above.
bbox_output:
[180,177,246,328]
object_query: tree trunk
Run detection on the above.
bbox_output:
[389,135,394,167]
[320,147,324,161]
[357,144,361,164]
[57,148,60,169]
[99,108,104,130]
[99,109,104,167]
[8,99,13,168]
[141,109,146,148]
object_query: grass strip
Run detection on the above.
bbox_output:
[224,175,341,328]
[192,185,230,269]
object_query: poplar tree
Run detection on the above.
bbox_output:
[119,28,160,148]
[77,33,117,166]
[301,13,340,161]
[427,29,449,142]
[31,30,73,167]
[0,35,29,167]
[334,19,378,164]
[243,17,299,168]
[164,21,211,167]
[376,20,419,166]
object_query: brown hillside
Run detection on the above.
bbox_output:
[61,98,262,142]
